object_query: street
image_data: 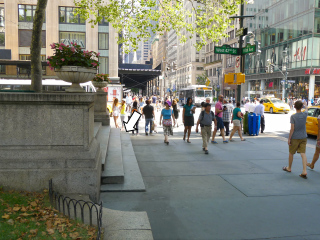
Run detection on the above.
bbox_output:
[103,107,320,240]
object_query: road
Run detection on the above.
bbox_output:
[104,106,320,240]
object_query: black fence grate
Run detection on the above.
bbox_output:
[48,179,103,240]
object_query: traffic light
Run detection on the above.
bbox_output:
[172,62,177,71]
[255,41,261,54]
[166,65,171,71]
[236,73,245,84]
[225,73,235,84]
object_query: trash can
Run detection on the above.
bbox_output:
[248,113,261,136]
[243,112,249,134]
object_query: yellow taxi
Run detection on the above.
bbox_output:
[261,98,290,114]
[306,106,320,136]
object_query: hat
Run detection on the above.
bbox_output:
[165,100,172,107]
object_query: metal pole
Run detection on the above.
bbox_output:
[285,48,288,102]
[238,0,244,103]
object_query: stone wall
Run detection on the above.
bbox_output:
[0,92,101,202]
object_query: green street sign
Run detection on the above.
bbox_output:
[214,45,240,55]
[242,43,256,55]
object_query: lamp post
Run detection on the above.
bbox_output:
[216,68,221,97]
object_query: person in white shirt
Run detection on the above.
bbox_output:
[249,99,256,113]
[244,99,250,112]
[254,100,265,133]
[126,93,133,112]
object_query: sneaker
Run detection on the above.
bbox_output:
[211,141,218,144]
[205,150,209,154]
[145,133,148,136]
[202,148,205,151]
[223,140,229,143]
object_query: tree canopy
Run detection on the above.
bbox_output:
[75,0,241,52]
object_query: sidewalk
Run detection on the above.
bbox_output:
[103,118,320,240]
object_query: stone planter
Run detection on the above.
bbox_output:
[92,81,108,92]
[55,66,97,92]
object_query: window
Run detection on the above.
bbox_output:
[308,108,316,116]
[98,33,109,50]
[0,7,4,27]
[98,16,109,26]
[99,57,109,74]
[19,55,46,75]
[0,65,5,74]
[196,67,204,71]
[19,30,46,47]
[19,5,36,22]
[59,7,85,24]
[0,32,4,46]
[60,32,86,48]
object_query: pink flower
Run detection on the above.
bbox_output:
[91,62,97,67]
[50,43,56,49]
[71,47,75,52]
[49,66,54,70]
[59,46,63,50]
[47,61,50,65]
[97,53,101,57]
[61,58,65,62]
[60,43,65,47]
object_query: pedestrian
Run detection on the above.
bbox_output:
[120,99,126,131]
[126,93,132,112]
[249,99,256,113]
[211,95,228,144]
[311,98,314,106]
[152,94,157,107]
[142,99,154,136]
[139,97,145,108]
[183,97,196,143]
[307,114,320,170]
[205,97,211,104]
[254,99,265,133]
[283,100,308,179]
[160,100,175,145]
[229,102,245,142]
[131,101,140,135]
[244,99,250,113]
[112,98,120,128]
[172,99,180,127]
[196,103,216,154]
[223,100,233,136]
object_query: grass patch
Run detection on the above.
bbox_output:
[0,186,98,239]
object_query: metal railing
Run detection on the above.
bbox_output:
[48,179,103,240]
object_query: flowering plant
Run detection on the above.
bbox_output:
[92,73,110,82]
[47,42,100,70]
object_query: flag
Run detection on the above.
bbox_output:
[205,77,210,86]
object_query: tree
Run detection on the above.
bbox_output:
[30,0,48,92]
[75,0,241,53]
[196,72,208,85]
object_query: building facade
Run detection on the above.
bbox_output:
[243,0,320,101]
[0,0,118,79]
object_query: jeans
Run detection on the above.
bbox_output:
[145,118,153,133]
[223,121,230,136]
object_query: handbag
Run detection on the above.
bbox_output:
[163,119,172,127]
[151,121,155,131]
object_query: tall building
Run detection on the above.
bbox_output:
[243,0,320,100]
[166,29,178,92]
[0,0,118,79]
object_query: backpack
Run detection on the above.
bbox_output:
[200,110,215,127]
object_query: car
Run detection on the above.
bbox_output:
[261,98,290,114]
[306,106,320,136]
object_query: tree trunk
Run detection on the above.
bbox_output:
[30,0,48,92]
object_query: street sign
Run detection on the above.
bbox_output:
[214,45,240,55]
[235,56,241,73]
[236,28,247,37]
[242,43,256,55]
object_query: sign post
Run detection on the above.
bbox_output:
[214,45,240,55]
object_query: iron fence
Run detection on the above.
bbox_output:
[48,179,103,240]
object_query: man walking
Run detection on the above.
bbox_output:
[244,99,250,113]
[254,100,265,133]
[211,95,228,143]
[249,99,256,113]
[196,103,216,154]
[283,100,308,179]
[126,93,132,112]
[142,100,155,135]
[222,100,233,136]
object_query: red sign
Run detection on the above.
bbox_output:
[305,68,311,74]
[313,68,320,74]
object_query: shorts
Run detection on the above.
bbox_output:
[289,138,307,154]
[233,119,241,127]
[184,116,194,126]
[216,116,224,130]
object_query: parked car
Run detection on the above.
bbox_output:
[261,98,290,114]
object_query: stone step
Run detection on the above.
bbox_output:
[101,128,124,184]
[94,122,102,138]
[95,125,111,171]
[100,131,146,192]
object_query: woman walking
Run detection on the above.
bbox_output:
[183,97,196,143]
[172,99,180,127]
[131,101,140,135]
[120,99,126,131]
[160,100,175,145]
[229,102,245,142]
[112,98,120,128]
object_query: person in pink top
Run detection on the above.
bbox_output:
[211,95,228,143]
